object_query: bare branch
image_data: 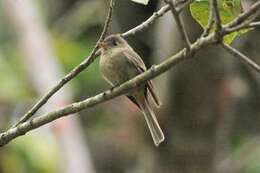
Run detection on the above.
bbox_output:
[224,1,260,29]
[0,33,217,147]
[223,10,260,35]
[176,0,195,12]
[212,0,222,41]
[248,21,260,28]
[122,0,194,37]
[13,0,116,127]
[221,43,260,73]
[163,0,191,50]
[202,0,215,37]
[122,4,170,37]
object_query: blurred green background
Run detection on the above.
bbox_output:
[0,0,260,173]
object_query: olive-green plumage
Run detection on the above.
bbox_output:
[99,34,164,146]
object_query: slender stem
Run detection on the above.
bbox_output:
[213,0,222,31]
[248,21,260,28]
[223,11,260,35]
[221,43,260,73]
[122,1,194,38]
[122,4,171,37]
[202,0,215,37]
[212,0,223,42]
[224,1,260,29]
[176,0,195,13]
[164,0,191,50]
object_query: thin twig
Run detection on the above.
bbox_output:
[122,1,194,37]
[202,0,215,37]
[213,0,222,31]
[122,4,171,37]
[224,1,260,29]
[223,11,260,35]
[176,0,195,12]
[212,0,222,41]
[164,0,191,50]
[13,0,116,127]
[221,43,260,73]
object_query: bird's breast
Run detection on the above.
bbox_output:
[99,49,138,86]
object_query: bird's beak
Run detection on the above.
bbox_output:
[98,42,107,48]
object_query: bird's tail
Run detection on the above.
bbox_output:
[140,98,165,146]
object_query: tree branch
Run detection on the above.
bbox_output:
[202,0,215,37]
[212,0,222,32]
[221,43,260,73]
[0,33,217,147]
[223,24,248,35]
[1,0,260,147]
[224,1,260,29]
[13,0,116,127]
[248,21,260,28]
[211,0,223,43]
[223,11,260,35]
[122,4,170,37]
[164,0,191,50]
[122,1,194,37]
[176,0,195,12]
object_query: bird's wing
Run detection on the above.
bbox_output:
[123,48,147,72]
[123,48,161,107]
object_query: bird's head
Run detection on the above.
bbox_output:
[98,34,127,51]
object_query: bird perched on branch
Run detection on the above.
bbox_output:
[98,34,164,146]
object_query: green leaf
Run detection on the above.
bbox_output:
[131,0,149,5]
[190,0,250,44]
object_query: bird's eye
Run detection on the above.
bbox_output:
[112,40,118,46]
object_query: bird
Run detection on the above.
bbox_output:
[98,34,164,146]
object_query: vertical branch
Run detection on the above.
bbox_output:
[164,0,191,51]
[176,0,195,12]
[122,4,171,37]
[202,0,215,37]
[213,0,222,32]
